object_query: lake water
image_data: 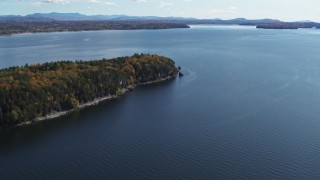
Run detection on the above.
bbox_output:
[1,25,320,179]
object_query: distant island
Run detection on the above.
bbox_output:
[1,13,320,35]
[256,22,320,29]
[0,54,179,128]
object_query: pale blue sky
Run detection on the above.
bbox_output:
[1,0,320,22]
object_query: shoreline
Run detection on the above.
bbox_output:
[0,27,190,36]
[15,75,176,127]
[0,26,190,36]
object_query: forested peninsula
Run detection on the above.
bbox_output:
[0,54,179,128]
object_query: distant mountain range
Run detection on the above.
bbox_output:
[0,12,282,24]
[25,12,199,21]
[0,12,198,21]
[0,12,319,29]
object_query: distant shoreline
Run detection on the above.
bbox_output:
[1,22,318,37]
[1,13,320,33]
[0,21,190,36]
[16,76,176,128]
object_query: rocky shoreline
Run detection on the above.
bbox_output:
[16,76,176,127]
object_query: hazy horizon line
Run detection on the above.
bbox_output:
[0,12,318,23]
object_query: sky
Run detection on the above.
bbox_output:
[1,0,320,22]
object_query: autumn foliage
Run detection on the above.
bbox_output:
[0,54,178,127]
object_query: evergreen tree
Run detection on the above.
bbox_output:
[0,54,178,128]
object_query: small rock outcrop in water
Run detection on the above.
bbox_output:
[0,54,179,128]
[178,66,184,77]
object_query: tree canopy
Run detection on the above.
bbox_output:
[0,54,178,127]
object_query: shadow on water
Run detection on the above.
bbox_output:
[0,78,177,153]
[0,99,119,152]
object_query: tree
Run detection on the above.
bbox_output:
[0,54,178,127]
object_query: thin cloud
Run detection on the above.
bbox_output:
[32,2,42,6]
[228,6,238,11]
[41,0,70,4]
[159,1,174,8]
[132,0,148,2]
[32,0,70,7]
[88,0,117,6]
